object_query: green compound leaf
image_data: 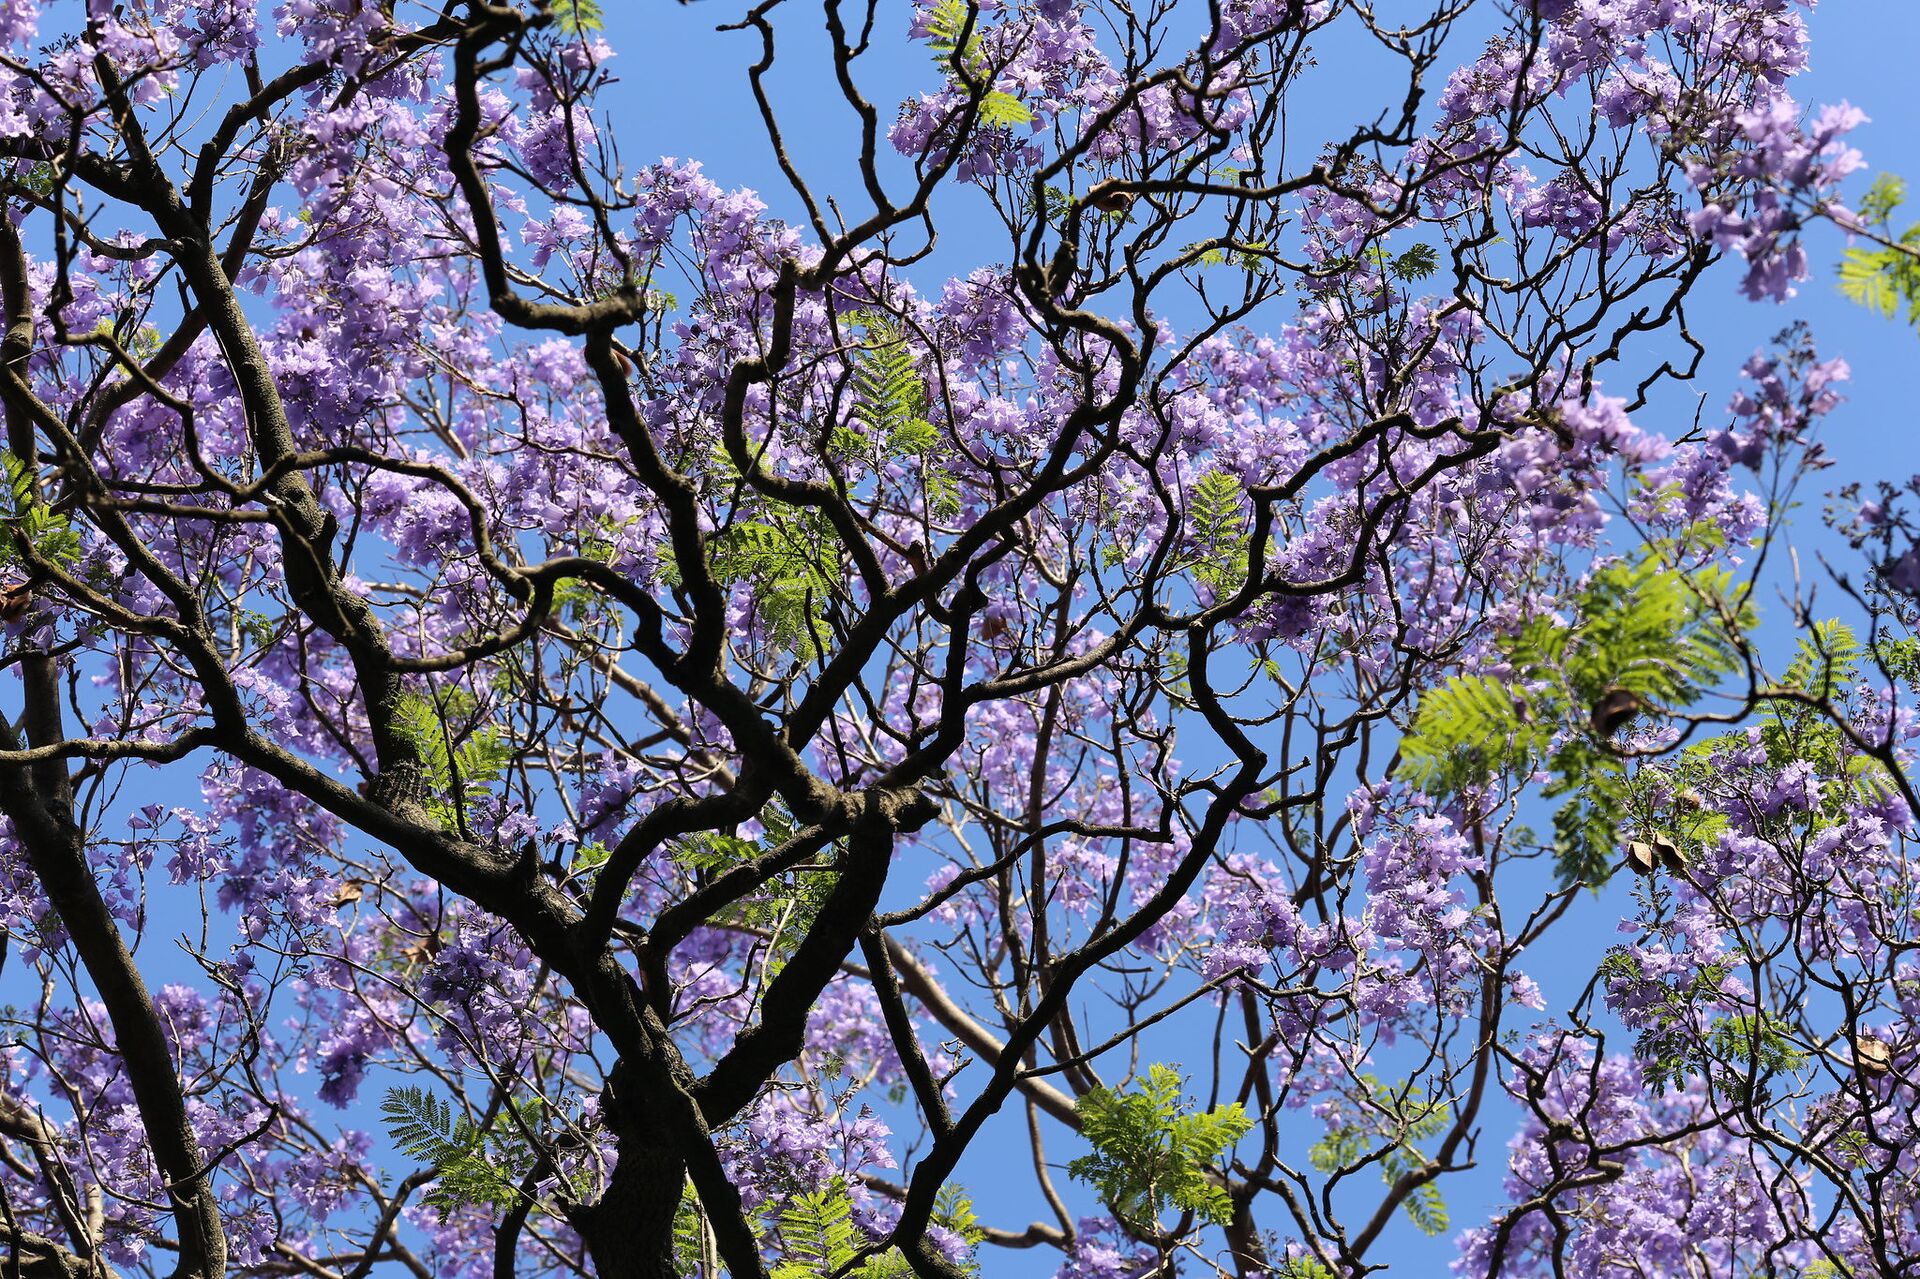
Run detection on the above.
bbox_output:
[1069,1064,1251,1232]
[923,0,1030,129]
[390,688,513,832]
[710,516,838,659]
[550,0,604,35]
[0,451,83,570]
[381,1085,527,1212]
[1397,543,1752,886]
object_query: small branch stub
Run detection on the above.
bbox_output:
[1084,179,1134,215]
[1590,687,1644,737]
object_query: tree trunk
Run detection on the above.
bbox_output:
[570,1062,689,1279]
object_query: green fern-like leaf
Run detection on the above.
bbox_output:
[1705,1011,1808,1104]
[1190,240,1273,273]
[1839,246,1906,319]
[0,451,82,570]
[1390,243,1440,281]
[1189,471,1244,546]
[1554,556,1746,709]
[841,319,957,523]
[1398,545,1753,886]
[1307,1076,1450,1235]
[1837,173,1920,326]
[850,1252,916,1279]
[1069,1064,1250,1233]
[381,1086,523,1212]
[1395,675,1545,795]
[977,89,1033,128]
[1772,619,1861,706]
[890,417,940,456]
[1186,470,1251,596]
[771,1179,863,1278]
[1401,1179,1449,1235]
[924,0,976,63]
[389,690,510,831]
[672,830,760,876]
[710,517,838,659]
[847,313,933,452]
[1543,745,1632,886]
[1377,1141,1449,1234]
[924,466,962,520]
[929,1183,987,1274]
[391,694,453,794]
[922,1,1029,129]
[1860,173,1908,225]
[550,0,604,34]
[382,1085,455,1162]
[672,1181,720,1276]
[1307,1126,1366,1176]
[1275,1254,1340,1279]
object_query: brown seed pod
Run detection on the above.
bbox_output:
[0,582,30,623]
[1590,686,1643,736]
[401,933,444,965]
[1855,1034,1893,1077]
[1625,834,1683,876]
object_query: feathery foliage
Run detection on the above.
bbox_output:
[711,516,839,659]
[924,0,1033,126]
[770,1181,862,1279]
[549,0,605,35]
[841,311,961,521]
[1307,1075,1450,1235]
[1381,1146,1449,1236]
[381,1086,529,1212]
[1390,242,1441,280]
[1070,1064,1251,1232]
[1608,619,1894,882]
[931,1183,988,1273]
[1838,174,1920,325]
[390,689,513,832]
[671,806,840,973]
[672,1189,713,1277]
[1769,617,1863,712]
[766,1177,969,1278]
[0,451,82,570]
[1398,548,1753,885]
[1600,951,1808,1101]
[1186,470,1252,598]
[1275,1255,1340,1279]
[847,313,934,452]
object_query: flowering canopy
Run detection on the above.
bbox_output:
[0,1,1914,1278]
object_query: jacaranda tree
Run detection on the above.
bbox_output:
[1,1,1914,1277]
